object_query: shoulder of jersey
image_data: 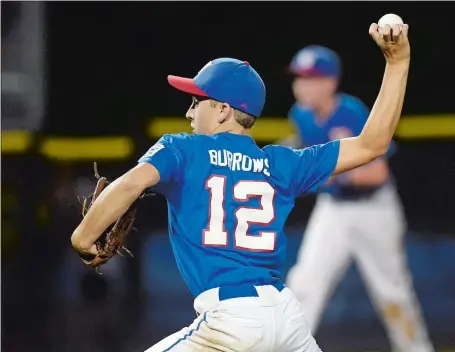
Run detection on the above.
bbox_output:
[338,93,368,114]
[160,132,200,144]
[289,103,312,114]
[261,144,298,178]
[288,103,313,121]
[262,143,295,155]
[160,132,224,149]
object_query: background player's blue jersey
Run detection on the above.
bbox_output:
[289,93,396,200]
[139,132,339,297]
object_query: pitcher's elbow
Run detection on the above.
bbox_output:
[71,230,90,252]
[375,144,389,158]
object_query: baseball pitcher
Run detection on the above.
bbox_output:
[71,23,413,352]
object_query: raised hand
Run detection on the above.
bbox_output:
[369,23,410,65]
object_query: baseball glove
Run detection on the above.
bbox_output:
[77,162,142,274]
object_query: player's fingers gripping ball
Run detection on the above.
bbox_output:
[369,13,410,64]
[78,162,140,273]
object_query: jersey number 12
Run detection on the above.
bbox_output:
[203,175,276,252]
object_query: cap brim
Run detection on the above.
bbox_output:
[286,66,339,78]
[286,66,326,78]
[167,75,208,97]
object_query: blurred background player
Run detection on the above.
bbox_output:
[283,45,435,352]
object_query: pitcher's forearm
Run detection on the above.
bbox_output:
[359,61,409,153]
[71,177,143,251]
[71,163,160,251]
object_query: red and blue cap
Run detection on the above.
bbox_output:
[289,45,341,78]
[168,58,266,118]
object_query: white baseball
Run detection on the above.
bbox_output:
[378,13,404,28]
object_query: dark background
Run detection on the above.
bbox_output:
[2,2,455,352]
[44,1,455,232]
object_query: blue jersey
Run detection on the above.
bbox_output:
[289,93,395,200]
[139,132,339,297]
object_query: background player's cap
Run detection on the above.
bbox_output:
[168,58,266,118]
[288,45,341,78]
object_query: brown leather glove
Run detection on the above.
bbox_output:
[78,162,139,273]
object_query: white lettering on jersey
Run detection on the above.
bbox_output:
[208,149,271,177]
[227,151,233,168]
[232,153,242,171]
[209,150,217,164]
[264,159,271,177]
[218,150,227,166]
[241,155,252,171]
[252,158,264,173]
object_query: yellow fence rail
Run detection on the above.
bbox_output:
[2,114,454,160]
[1,130,33,153]
[39,136,135,161]
[147,114,455,141]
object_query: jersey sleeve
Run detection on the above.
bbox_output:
[288,104,298,123]
[289,141,340,197]
[137,134,185,187]
[288,104,308,147]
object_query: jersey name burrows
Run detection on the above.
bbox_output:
[208,149,271,176]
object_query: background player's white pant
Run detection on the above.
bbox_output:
[145,285,322,352]
[286,186,434,352]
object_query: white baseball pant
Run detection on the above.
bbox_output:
[286,185,434,352]
[145,284,322,352]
